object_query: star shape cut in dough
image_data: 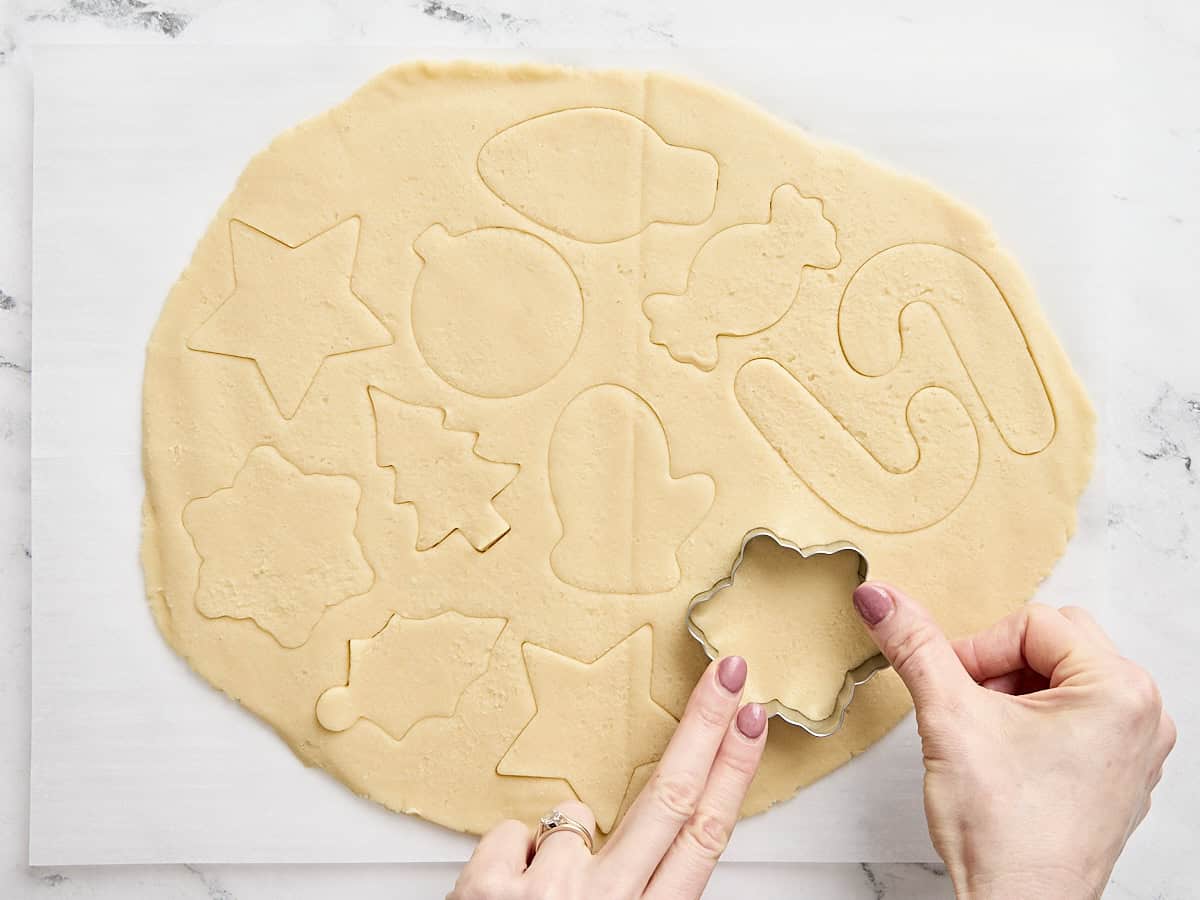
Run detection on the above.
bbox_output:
[189,217,392,419]
[497,625,678,833]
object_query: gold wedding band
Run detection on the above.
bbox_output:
[533,809,594,855]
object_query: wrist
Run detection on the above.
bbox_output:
[954,867,1101,900]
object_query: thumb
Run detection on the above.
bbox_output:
[853,581,973,707]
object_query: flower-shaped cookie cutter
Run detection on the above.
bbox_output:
[685,527,890,737]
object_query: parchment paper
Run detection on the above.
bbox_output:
[30,43,1112,865]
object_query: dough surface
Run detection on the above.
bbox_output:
[141,61,1094,837]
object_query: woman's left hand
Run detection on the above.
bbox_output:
[448,655,767,899]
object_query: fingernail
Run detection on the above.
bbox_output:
[717,656,748,693]
[853,583,894,626]
[736,703,766,739]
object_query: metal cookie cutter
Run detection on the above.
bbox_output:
[685,527,890,737]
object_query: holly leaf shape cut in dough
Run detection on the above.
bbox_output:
[316,611,506,741]
[182,446,374,648]
[369,386,519,551]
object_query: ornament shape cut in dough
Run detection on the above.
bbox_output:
[838,243,1055,455]
[141,62,1095,840]
[735,359,979,533]
[316,611,506,741]
[497,625,678,833]
[181,446,374,648]
[188,217,392,419]
[644,185,841,370]
[689,534,879,722]
[369,386,518,551]
[410,224,583,398]
[549,384,714,593]
[477,107,719,243]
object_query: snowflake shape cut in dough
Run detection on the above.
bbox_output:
[183,445,375,648]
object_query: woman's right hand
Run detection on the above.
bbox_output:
[852,583,1176,900]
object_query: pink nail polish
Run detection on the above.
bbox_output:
[717,656,747,693]
[736,703,766,739]
[853,583,893,626]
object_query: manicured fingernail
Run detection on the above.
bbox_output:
[717,656,747,693]
[736,703,766,739]
[853,583,894,626]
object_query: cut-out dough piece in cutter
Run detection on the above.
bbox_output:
[369,386,518,551]
[497,625,677,833]
[687,529,887,735]
[477,107,718,243]
[182,445,374,648]
[316,611,506,741]
[188,217,392,419]
[644,185,840,370]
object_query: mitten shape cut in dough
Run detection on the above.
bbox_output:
[141,61,1094,841]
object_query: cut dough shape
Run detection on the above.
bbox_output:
[181,446,374,648]
[410,224,584,398]
[316,611,506,741]
[369,386,517,551]
[497,626,678,833]
[690,536,878,721]
[188,217,392,419]
[735,359,979,533]
[477,107,718,243]
[549,384,714,593]
[838,243,1055,455]
[141,62,1095,840]
[645,185,840,370]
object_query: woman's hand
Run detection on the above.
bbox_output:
[449,656,767,899]
[853,582,1177,900]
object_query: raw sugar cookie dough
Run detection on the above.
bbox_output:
[140,61,1095,837]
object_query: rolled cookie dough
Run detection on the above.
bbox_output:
[141,61,1094,837]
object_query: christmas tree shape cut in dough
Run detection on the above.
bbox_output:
[644,185,840,371]
[182,446,374,648]
[316,611,506,741]
[549,385,714,593]
[497,625,677,833]
[477,107,718,243]
[369,386,518,551]
[188,218,392,419]
[689,535,878,721]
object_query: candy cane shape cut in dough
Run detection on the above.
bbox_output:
[838,243,1055,455]
[735,358,980,533]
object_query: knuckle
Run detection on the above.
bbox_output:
[650,771,704,822]
[1161,714,1178,755]
[885,620,942,680]
[1118,666,1162,717]
[720,744,761,779]
[676,811,731,860]
[693,696,731,730]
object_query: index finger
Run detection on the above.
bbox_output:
[598,656,746,891]
[953,603,1097,686]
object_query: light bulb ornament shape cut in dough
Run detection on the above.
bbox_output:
[188,217,393,419]
[316,611,507,742]
[497,625,678,834]
[686,528,889,737]
[548,384,715,593]
[181,445,375,649]
[644,185,841,371]
[477,107,719,243]
[369,386,518,552]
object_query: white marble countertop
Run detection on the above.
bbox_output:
[1,1,1197,897]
